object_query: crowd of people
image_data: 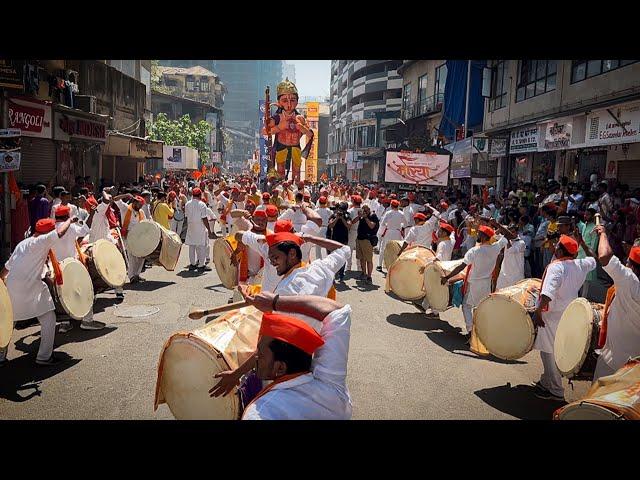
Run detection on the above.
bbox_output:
[1,169,639,419]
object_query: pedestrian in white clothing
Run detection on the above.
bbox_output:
[495,223,526,290]
[184,188,213,272]
[0,217,76,366]
[591,225,640,381]
[116,195,147,283]
[531,234,597,401]
[376,199,405,271]
[346,195,362,273]
[315,196,333,260]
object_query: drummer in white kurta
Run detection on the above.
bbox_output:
[0,217,76,366]
[377,199,405,271]
[435,223,456,261]
[346,195,363,273]
[440,224,509,337]
[591,225,640,381]
[116,195,147,282]
[531,234,597,401]
[315,196,333,260]
[397,212,438,256]
[278,192,309,232]
[494,223,526,290]
[184,188,213,272]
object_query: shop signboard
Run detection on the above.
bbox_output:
[445,137,472,178]
[0,129,21,172]
[0,60,24,90]
[211,151,222,164]
[586,101,640,147]
[510,125,539,153]
[489,137,508,158]
[8,97,52,139]
[130,138,163,158]
[385,151,450,186]
[54,111,107,143]
[541,119,572,151]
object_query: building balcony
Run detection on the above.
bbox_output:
[400,93,444,121]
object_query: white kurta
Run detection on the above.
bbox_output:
[299,220,320,263]
[463,237,509,306]
[51,203,78,219]
[534,257,597,353]
[89,202,113,243]
[184,199,208,246]
[242,231,279,293]
[52,221,90,260]
[495,238,526,290]
[598,256,640,372]
[243,304,352,420]
[435,238,455,261]
[404,216,438,248]
[5,231,59,321]
[379,210,405,241]
[278,207,308,233]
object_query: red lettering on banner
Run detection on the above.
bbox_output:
[58,115,106,140]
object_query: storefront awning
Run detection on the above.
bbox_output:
[103,132,164,159]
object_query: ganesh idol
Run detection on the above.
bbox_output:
[265,78,313,182]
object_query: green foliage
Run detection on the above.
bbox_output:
[148,113,212,160]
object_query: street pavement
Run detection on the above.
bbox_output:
[0,243,591,420]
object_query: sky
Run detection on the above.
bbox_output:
[286,60,331,99]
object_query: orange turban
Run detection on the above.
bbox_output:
[265,205,279,218]
[259,312,324,355]
[558,235,578,255]
[36,218,56,233]
[274,219,294,233]
[55,205,70,218]
[265,232,303,247]
[478,225,495,239]
[629,246,640,264]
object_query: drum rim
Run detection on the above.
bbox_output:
[92,239,127,288]
[213,237,238,290]
[388,248,435,301]
[557,401,623,420]
[475,293,535,360]
[157,333,240,420]
[0,280,14,349]
[383,240,403,270]
[554,297,595,378]
[423,260,464,311]
[56,258,95,320]
[128,221,162,257]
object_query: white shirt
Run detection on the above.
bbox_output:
[184,198,208,246]
[535,257,597,353]
[380,209,405,241]
[51,202,78,219]
[88,202,113,244]
[316,207,332,228]
[599,256,640,371]
[278,206,308,233]
[347,207,361,244]
[242,231,279,293]
[5,230,59,321]
[495,238,525,290]
[375,205,388,221]
[243,304,352,420]
[404,216,438,248]
[435,238,455,261]
[299,220,320,262]
[142,203,152,220]
[52,221,90,261]
[116,200,146,228]
[462,237,509,306]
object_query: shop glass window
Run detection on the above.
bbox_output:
[571,60,638,83]
[516,60,557,102]
[435,63,447,97]
[418,74,428,105]
[402,83,412,111]
[489,60,508,111]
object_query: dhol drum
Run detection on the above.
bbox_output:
[383,240,403,270]
[127,220,182,271]
[154,305,262,420]
[213,235,239,290]
[0,279,14,349]
[80,239,127,293]
[554,298,604,381]
[387,246,437,300]
[474,278,542,360]
[423,259,467,312]
[45,258,94,320]
[554,356,640,420]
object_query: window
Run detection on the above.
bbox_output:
[571,60,637,83]
[402,83,412,111]
[489,60,508,111]
[434,63,447,98]
[515,60,557,102]
[418,74,428,104]
[200,78,210,92]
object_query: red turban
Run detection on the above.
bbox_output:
[351,195,362,205]
[440,201,449,209]
[86,196,98,209]
[440,223,455,234]
[253,210,267,218]
[36,218,56,233]
[478,225,495,239]
[558,235,579,255]
[265,205,279,218]
[265,231,303,247]
[629,246,640,264]
[274,219,294,233]
[413,212,427,221]
[260,312,324,355]
[391,200,400,208]
[134,195,146,205]
[192,188,202,196]
[168,191,177,201]
[319,196,328,204]
[55,205,70,218]
[262,192,271,199]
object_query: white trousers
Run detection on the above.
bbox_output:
[316,227,328,260]
[171,218,184,237]
[539,351,564,397]
[0,310,57,362]
[347,239,359,271]
[377,239,387,267]
[462,303,474,333]
[189,245,208,267]
[127,254,145,279]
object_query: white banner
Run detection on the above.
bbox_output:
[541,119,572,151]
[384,151,450,186]
[586,101,640,147]
[489,137,508,158]
[510,125,539,153]
[163,145,187,170]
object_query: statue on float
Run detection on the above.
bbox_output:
[263,78,313,182]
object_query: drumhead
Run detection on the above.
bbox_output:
[213,237,238,289]
[423,260,465,312]
[388,247,436,300]
[554,298,595,377]
[475,294,535,360]
[92,239,127,287]
[383,240,403,270]
[127,221,161,257]
[0,280,14,348]
[557,402,623,420]
[56,258,94,320]
[158,225,183,271]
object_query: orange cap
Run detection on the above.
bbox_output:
[265,231,303,247]
[259,312,324,355]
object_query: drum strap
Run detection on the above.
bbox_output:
[122,206,143,238]
[75,240,88,267]
[598,285,616,349]
[241,371,308,419]
[48,249,63,286]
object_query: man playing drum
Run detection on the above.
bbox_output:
[591,225,640,381]
[397,211,438,256]
[185,188,214,273]
[0,218,76,367]
[376,199,405,272]
[210,289,353,420]
[435,223,455,261]
[494,223,526,290]
[531,234,596,401]
[440,225,510,341]
[116,194,147,283]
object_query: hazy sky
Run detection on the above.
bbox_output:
[287,60,331,99]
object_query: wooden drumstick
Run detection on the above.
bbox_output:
[595,213,601,226]
[188,300,248,320]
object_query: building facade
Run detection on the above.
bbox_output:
[327,60,403,182]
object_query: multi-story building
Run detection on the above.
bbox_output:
[283,62,296,84]
[482,60,640,190]
[156,65,226,109]
[328,60,403,182]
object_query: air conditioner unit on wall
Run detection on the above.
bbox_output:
[75,95,97,114]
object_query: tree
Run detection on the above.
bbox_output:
[148,113,212,161]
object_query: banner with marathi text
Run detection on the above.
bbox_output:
[258,100,269,181]
[384,151,450,186]
[303,102,319,182]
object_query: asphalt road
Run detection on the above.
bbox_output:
[0,244,591,420]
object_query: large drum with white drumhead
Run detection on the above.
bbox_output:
[0,280,14,349]
[387,246,436,300]
[154,305,262,420]
[150,223,183,271]
[127,220,161,258]
[213,235,239,290]
[474,278,541,360]
[554,356,640,420]
[423,259,467,312]
[46,258,94,320]
[81,239,127,292]
[383,240,403,270]
[554,298,603,380]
